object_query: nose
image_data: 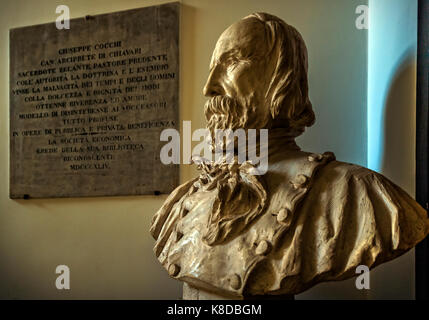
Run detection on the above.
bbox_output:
[203,66,225,97]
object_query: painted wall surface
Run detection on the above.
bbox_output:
[366,0,418,299]
[0,0,415,299]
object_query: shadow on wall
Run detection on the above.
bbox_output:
[369,48,417,300]
[381,48,416,193]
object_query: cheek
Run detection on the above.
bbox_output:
[228,70,261,100]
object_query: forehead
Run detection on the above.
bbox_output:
[211,18,269,65]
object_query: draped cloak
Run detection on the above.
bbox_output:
[150,144,429,297]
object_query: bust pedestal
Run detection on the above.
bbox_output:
[183,283,294,300]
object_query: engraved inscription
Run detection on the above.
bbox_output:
[10,3,180,198]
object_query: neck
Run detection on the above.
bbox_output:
[265,127,301,154]
[208,127,301,171]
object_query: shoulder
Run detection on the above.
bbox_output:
[303,159,429,250]
[150,177,198,240]
[310,159,408,196]
[315,159,377,182]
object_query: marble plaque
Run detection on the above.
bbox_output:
[9,3,180,198]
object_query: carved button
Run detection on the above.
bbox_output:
[255,240,271,255]
[277,208,290,224]
[291,174,308,189]
[308,153,323,162]
[323,151,336,161]
[229,274,241,290]
[168,263,180,277]
[183,197,193,211]
[296,174,308,185]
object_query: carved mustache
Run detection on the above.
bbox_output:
[204,96,247,130]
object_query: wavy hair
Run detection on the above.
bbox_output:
[244,13,315,133]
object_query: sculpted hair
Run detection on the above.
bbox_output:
[244,13,315,132]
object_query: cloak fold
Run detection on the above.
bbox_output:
[150,154,429,296]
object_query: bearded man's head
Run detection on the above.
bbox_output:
[203,13,315,141]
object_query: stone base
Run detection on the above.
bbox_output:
[183,283,294,300]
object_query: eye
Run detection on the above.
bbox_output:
[226,58,250,73]
[226,59,239,72]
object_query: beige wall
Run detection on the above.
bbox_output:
[1,0,373,299]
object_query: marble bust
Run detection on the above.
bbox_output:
[150,12,429,298]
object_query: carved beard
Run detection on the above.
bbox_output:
[204,96,247,135]
[204,95,266,149]
[192,160,267,246]
[200,96,269,245]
